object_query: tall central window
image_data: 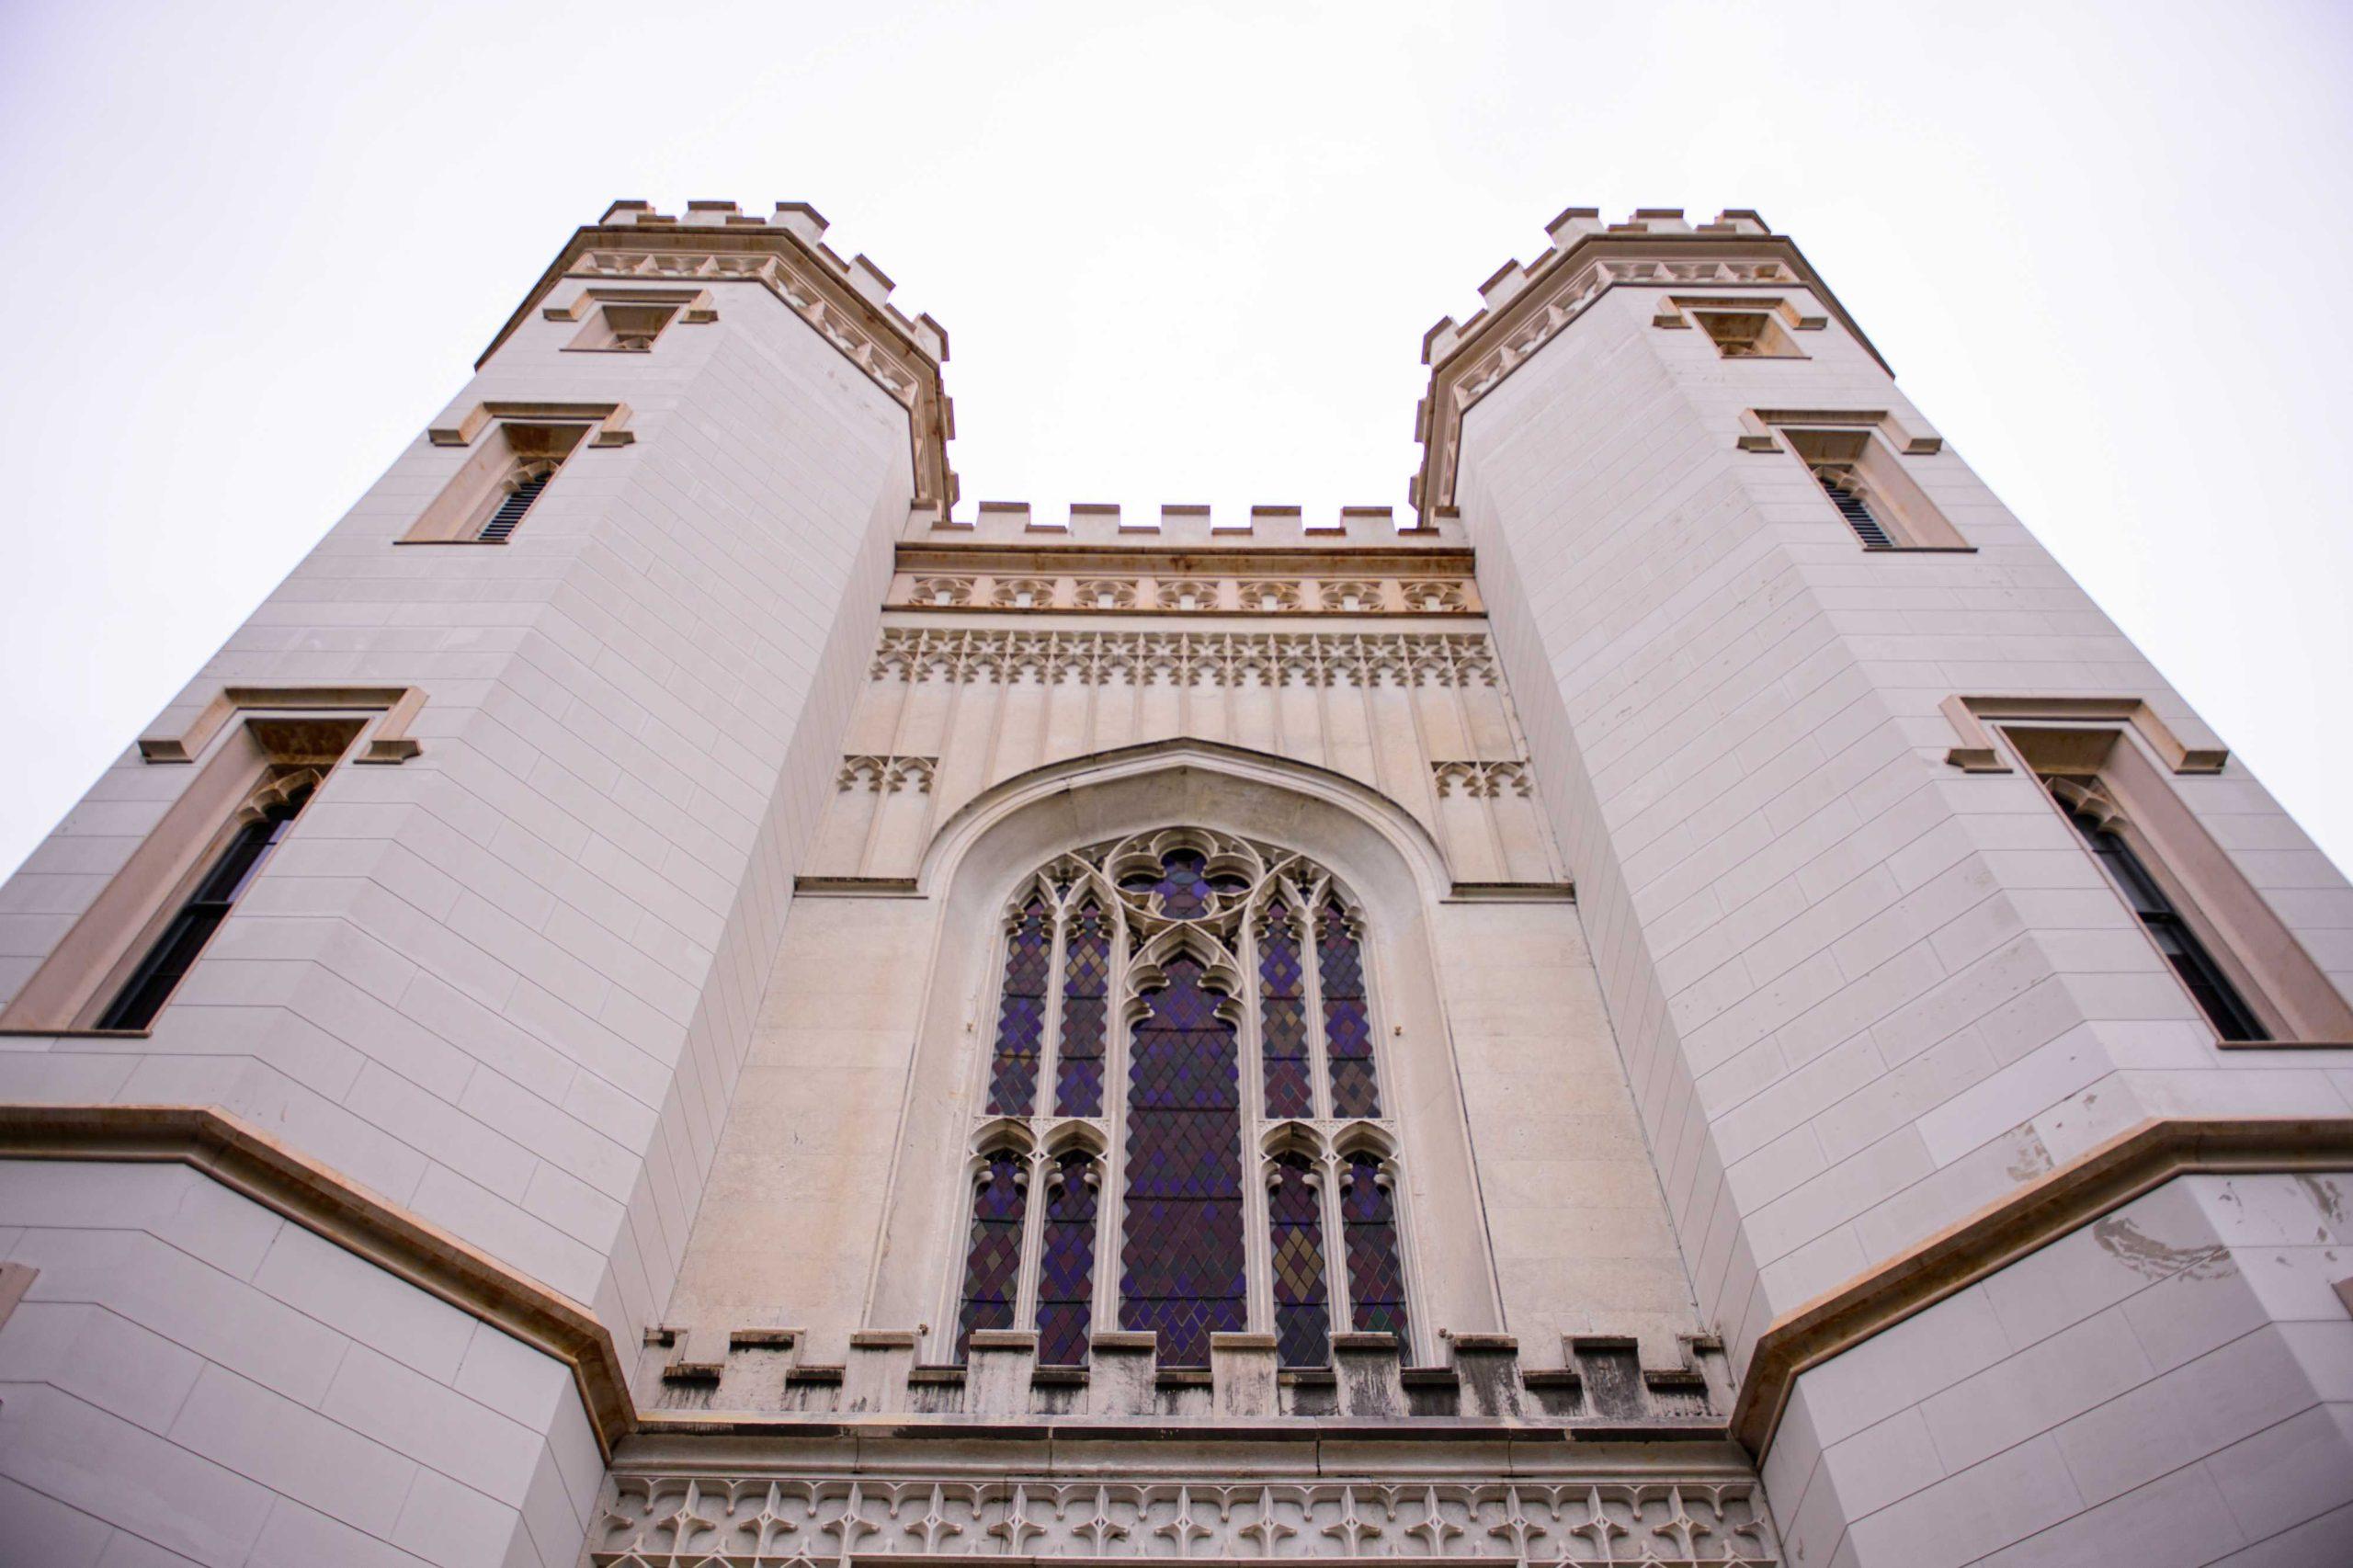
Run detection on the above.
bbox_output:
[952,830,1414,1369]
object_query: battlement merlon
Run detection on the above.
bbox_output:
[476,199,959,516]
[1408,204,1887,524]
[909,501,1467,551]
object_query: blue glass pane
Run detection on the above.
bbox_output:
[1036,1152,1097,1365]
[1119,954,1245,1366]
[1318,901,1381,1118]
[986,897,1051,1114]
[956,1153,1027,1360]
[1268,1152,1330,1368]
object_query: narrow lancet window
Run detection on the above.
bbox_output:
[956,1152,1028,1359]
[1035,1151,1098,1365]
[986,895,1051,1113]
[1120,953,1246,1366]
[98,778,316,1031]
[2052,788,2265,1042]
[1055,900,1109,1117]
[1267,1152,1330,1368]
[1341,1153,1409,1343]
[1318,900,1381,1117]
[1258,901,1313,1118]
[478,463,552,541]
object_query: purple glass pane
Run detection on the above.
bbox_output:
[957,1153,1028,1361]
[1268,1153,1330,1368]
[1055,902,1110,1117]
[1119,954,1245,1366]
[1120,849,1247,922]
[1341,1153,1408,1346]
[986,898,1051,1115]
[1318,901,1381,1118]
[1259,907,1313,1118]
[1036,1152,1097,1365]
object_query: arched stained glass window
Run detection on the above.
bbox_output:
[1267,1151,1330,1369]
[949,829,1415,1369]
[956,1151,1027,1359]
[1342,1152,1409,1342]
[1055,901,1111,1117]
[1036,1151,1099,1366]
[985,897,1051,1115]
[1258,902,1313,1119]
[1319,900,1381,1118]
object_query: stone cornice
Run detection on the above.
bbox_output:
[1729,1115,2353,1459]
[1410,209,1885,526]
[0,1103,636,1459]
[478,201,956,517]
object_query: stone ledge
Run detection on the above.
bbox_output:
[1730,1115,2353,1457]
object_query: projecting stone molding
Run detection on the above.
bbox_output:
[586,1468,1781,1566]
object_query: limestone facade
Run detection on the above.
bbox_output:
[0,198,2346,1568]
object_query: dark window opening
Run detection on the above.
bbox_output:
[1813,464,1894,547]
[2052,786,2266,1042]
[478,467,551,541]
[97,779,315,1030]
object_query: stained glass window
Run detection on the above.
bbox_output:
[1342,1153,1408,1343]
[958,834,1413,1369]
[1119,953,1246,1366]
[1055,901,1110,1117]
[1258,903,1313,1119]
[986,896,1051,1114]
[1319,900,1381,1118]
[1035,1152,1098,1365]
[1267,1153,1330,1368]
[956,1152,1027,1360]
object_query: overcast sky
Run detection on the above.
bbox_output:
[2,1,2349,883]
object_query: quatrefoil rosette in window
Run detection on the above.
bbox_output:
[949,829,1415,1372]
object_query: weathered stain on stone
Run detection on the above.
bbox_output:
[2295,1175,2346,1231]
[2091,1215,2232,1281]
[2005,1127,2055,1183]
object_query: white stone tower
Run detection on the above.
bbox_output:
[0,199,2346,1568]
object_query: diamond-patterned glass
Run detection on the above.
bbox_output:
[986,898,1051,1114]
[1120,954,1245,1366]
[1318,900,1381,1118]
[1258,905,1313,1119]
[1342,1153,1408,1347]
[956,1153,1028,1361]
[1268,1153,1330,1368]
[1055,901,1110,1117]
[1036,1152,1097,1365]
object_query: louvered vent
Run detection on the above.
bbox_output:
[478,472,550,541]
[1813,467,1893,547]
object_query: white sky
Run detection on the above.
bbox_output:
[3,1,2350,883]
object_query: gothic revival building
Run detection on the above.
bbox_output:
[1,199,2349,1568]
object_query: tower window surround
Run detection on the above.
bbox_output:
[1776,426,1970,551]
[1996,722,2353,1046]
[400,419,591,545]
[949,830,1416,1370]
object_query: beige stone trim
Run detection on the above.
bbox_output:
[1939,694,2226,774]
[1653,294,1826,334]
[0,1104,636,1458]
[540,285,718,324]
[1733,406,1942,456]
[139,685,426,765]
[1411,213,1890,522]
[1731,1116,2353,1458]
[427,399,635,449]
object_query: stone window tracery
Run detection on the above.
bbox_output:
[1155,578,1220,612]
[952,829,1415,1370]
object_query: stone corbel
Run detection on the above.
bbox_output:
[1940,694,2228,774]
[1735,406,1942,455]
[428,399,635,449]
[139,685,426,765]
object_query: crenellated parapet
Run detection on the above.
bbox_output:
[479,198,958,514]
[1409,205,1881,524]
[639,1325,1733,1434]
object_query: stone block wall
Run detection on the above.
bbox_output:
[0,1159,598,1567]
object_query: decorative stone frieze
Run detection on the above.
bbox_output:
[866,629,1499,688]
[585,1470,1780,1565]
[835,756,937,792]
[886,574,1482,616]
